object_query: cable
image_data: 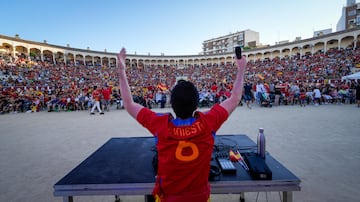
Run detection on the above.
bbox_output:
[216,137,238,148]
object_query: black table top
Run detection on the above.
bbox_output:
[54,134,300,186]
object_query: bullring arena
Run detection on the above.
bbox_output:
[0,28,360,202]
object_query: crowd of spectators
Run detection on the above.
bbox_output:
[0,47,359,114]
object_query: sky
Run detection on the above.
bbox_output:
[1,0,351,55]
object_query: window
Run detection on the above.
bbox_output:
[357,16,360,25]
[348,10,356,16]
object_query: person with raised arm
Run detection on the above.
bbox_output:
[117,47,246,202]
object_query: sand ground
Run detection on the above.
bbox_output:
[0,103,359,202]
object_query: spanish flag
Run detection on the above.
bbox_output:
[157,83,167,91]
[257,74,264,80]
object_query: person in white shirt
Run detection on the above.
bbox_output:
[256,81,266,105]
[313,86,322,106]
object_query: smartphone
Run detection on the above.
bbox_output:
[235,46,242,59]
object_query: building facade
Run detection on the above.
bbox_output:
[202,29,259,55]
[1,27,360,69]
[337,0,360,31]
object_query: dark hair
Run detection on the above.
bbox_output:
[171,80,199,119]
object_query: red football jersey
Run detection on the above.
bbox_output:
[137,104,228,201]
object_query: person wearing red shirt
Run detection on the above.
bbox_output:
[210,82,218,93]
[90,86,104,115]
[101,85,112,112]
[145,90,154,109]
[117,47,246,202]
[224,90,232,99]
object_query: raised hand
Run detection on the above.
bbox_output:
[236,55,247,74]
[117,48,126,71]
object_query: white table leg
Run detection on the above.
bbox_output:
[283,191,293,202]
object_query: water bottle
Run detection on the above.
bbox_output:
[257,128,266,159]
